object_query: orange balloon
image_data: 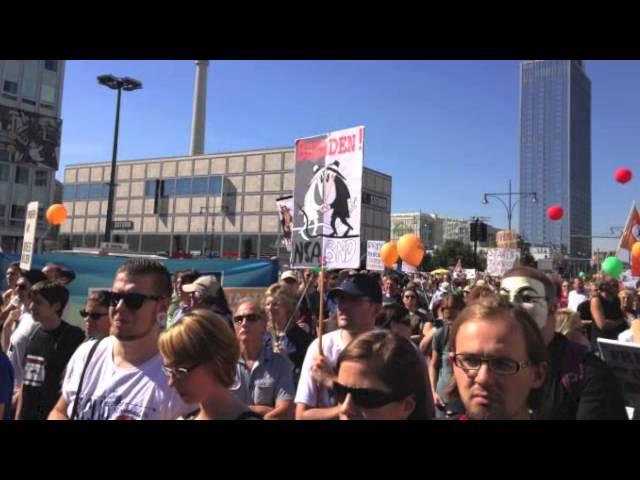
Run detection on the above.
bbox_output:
[46,204,68,226]
[632,242,640,259]
[397,233,425,267]
[380,242,399,268]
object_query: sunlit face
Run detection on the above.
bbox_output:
[499,277,549,329]
[402,291,418,312]
[337,360,415,420]
[6,267,20,288]
[233,302,266,344]
[83,299,111,338]
[335,294,380,333]
[451,316,546,420]
[573,279,584,291]
[29,293,60,324]
[110,273,165,342]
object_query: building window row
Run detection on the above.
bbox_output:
[144,175,223,198]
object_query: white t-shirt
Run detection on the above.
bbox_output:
[62,336,192,420]
[568,290,589,312]
[294,329,346,408]
[7,310,38,391]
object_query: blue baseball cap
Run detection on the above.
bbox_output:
[328,274,382,304]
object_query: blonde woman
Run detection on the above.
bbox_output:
[555,309,590,350]
[263,283,313,381]
[158,309,261,420]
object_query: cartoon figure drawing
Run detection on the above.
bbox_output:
[299,160,356,240]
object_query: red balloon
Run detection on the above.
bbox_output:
[615,168,632,184]
[547,205,563,221]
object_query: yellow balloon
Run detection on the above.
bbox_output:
[632,242,640,259]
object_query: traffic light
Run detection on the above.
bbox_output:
[470,221,488,242]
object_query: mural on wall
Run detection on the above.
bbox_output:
[0,104,62,169]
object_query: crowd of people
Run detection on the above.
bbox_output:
[0,256,636,420]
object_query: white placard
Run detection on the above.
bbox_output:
[486,248,520,277]
[598,338,640,408]
[20,201,39,271]
[366,240,385,271]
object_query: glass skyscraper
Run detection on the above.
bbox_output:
[519,60,591,265]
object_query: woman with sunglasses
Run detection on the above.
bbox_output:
[80,291,112,340]
[335,330,431,420]
[159,309,261,420]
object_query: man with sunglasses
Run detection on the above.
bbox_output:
[230,299,295,420]
[295,273,383,420]
[80,291,112,340]
[49,259,192,420]
[500,267,627,420]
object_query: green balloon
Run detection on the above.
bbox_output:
[602,256,624,279]
[578,271,586,279]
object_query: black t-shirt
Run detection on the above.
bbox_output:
[534,333,627,420]
[589,296,626,351]
[20,321,85,420]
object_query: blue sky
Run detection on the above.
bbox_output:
[59,60,640,252]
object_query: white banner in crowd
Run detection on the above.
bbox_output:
[486,248,519,277]
[598,338,640,409]
[463,269,476,281]
[275,195,294,252]
[20,201,39,271]
[291,126,364,269]
[366,240,385,271]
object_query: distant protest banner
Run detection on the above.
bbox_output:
[291,126,364,269]
[463,269,476,281]
[486,248,519,277]
[20,201,39,271]
[598,338,640,408]
[366,240,385,271]
[276,195,294,252]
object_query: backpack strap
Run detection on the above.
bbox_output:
[70,337,105,420]
[560,340,589,403]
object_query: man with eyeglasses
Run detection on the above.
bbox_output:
[500,266,627,420]
[230,299,295,420]
[449,296,548,420]
[295,273,383,420]
[48,259,193,420]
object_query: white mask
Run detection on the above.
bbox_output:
[499,277,549,329]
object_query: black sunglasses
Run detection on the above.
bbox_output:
[105,291,164,311]
[16,283,28,291]
[233,313,261,325]
[80,310,109,320]
[333,381,405,409]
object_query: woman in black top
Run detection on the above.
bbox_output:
[589,278,627,352]
[159,309,262,420]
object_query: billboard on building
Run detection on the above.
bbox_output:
[276,195,294,252]
[291,126,364,269]
[0,104,62,169]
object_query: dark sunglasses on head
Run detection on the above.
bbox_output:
[105,291,164,310]
[233,313,261,325]
[80,310,109,320]
[333,381,405,409]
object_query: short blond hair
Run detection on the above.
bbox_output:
[555,309,583,337]
[158,309,238,388]
[263,282,297,317]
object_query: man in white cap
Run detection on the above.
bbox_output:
[280,271,299,296]
[181,275,233,329]
[429,281,450,311]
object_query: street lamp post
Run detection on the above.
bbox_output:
[482,179,537,231]
[98,74,143,243]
